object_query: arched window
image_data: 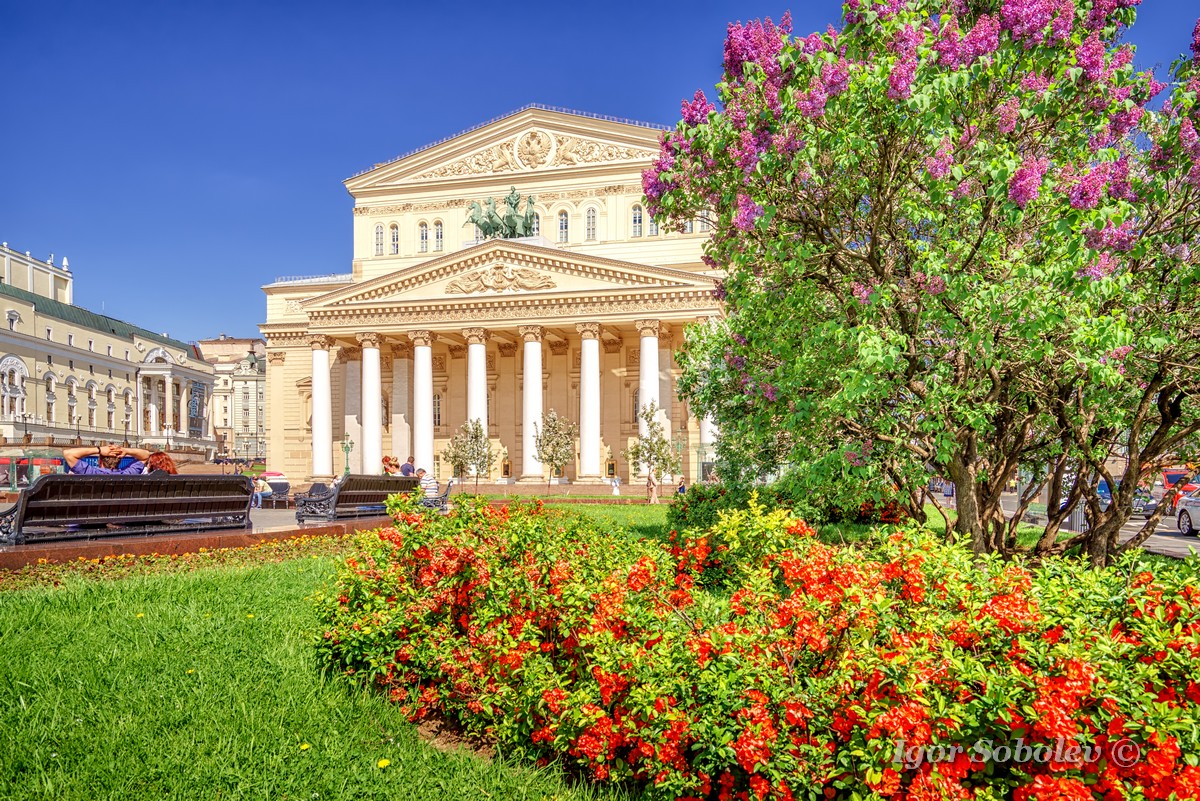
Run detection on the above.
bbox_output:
[649,216,659,236]
[419,222,429,253]
[532,213,540,236]
[107,389,116,429]
[389,224,399,255]
[374,224,384,256]
[432,393,442,426]
[434,221,444,251]
[87,386,97,427]
[557,211,569,243]
[631,205,643,237]
[585,208,597,241]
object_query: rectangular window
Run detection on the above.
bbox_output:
[47,354,53,365]
[69,360,74,370]
[88,339,94,351]
[46,328,52,340]
[107,345,112,356]
[68,334,74,347]
[125,350,130,360]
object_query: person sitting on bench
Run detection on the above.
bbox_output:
[416,468,439,499]
[63,445,153,475]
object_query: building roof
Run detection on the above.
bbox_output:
[0,281,204,359]
[347,104,669,181]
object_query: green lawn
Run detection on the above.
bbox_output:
[0,551,629,801]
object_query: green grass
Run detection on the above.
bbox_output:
[567,503,670,542]
[0,554,629,801]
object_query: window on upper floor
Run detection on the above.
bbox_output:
[88,339,94,351]
[649,217,659,236]
[419,222,429,253]
[389,224,399,255]
[532,213,540,236]
[683,219,694,234]
[46,328,52,340]
[433,393,442,426]
[374,224,384,256]
[698,216,711,232]
[585,208,597,241]
[106,345,112,356]
[631,205,643,237]
[558,211,569,243]
[68,334,74,347]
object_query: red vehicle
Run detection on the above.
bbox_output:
[1162,468,1199,516]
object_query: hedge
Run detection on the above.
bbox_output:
[315,493,1200,800]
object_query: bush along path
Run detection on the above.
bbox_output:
[315,494,1200,801]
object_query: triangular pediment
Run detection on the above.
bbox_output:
[345,106,665,191]
[301,240,716,310]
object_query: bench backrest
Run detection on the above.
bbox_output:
[331,474,420,510]
[15,474,254,528]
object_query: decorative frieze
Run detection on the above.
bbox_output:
[627,348,640,367]
[432,356,447,372]
[497,342,518,357]
[548,340,569,356]
[390,343,414,359]
[338,346,361,361]
[602,337,623,354]
[448,345,467,359]
[445,265,557,295]
[487,354,497,371]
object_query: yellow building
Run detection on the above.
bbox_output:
[0,243,217,455]
[260,106,721,483]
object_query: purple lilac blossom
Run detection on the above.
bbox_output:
[925,137,954,178]
[996,97,1021,134]
[1075,34,1106,82]
[1078,253,1119,280]
[1067,164,1107,210]
[681,90,715,126]
[1000,0,1075,47]
[733,194,763,231]
[1008,156,1050,208]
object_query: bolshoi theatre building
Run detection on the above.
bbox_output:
[260,106,721,484]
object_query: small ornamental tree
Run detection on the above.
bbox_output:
[533,409,577,491]
[442,419,494,492]
[623,402,683,485]
[652,1,1200,565]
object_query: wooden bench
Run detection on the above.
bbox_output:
[0,474,254,546]
[294,474,420,523]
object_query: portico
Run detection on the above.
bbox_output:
[260,106,724,483]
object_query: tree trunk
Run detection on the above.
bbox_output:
[948,458,986,554]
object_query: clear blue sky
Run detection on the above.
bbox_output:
[2,0,1196,343]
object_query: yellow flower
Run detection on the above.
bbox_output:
[246,614,254,618]
[377,759,391,769]
[300,743,311,751]
[136,613,144,618]
[187,669,195,675]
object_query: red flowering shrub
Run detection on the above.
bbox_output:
[316,493,1200,800]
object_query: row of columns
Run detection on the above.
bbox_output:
[133,376,191,436]
[308,319,670,480]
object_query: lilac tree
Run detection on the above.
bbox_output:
[653,0,1200,564]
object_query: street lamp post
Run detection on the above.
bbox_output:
[341,433,354,477]
[123,414,131,447]
[20,413,30,443]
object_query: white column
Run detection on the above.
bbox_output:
[464,327,489,434]
[390,344,413,461]
[310,336,334,478]
[520,325,544,480]
[577,322,602,479]
[342,348,362,473]
[135,376,144,437]
[636,319,661,437]
[177,381,188,439]
[359,333,383,475]
[410,331,435,474]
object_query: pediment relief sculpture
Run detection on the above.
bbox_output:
[444,264,557,295]
[415,131,657,180]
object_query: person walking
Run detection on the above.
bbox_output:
[646,472,659,504]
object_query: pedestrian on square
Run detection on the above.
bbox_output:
[647,472,659,504]
[400,456,416,477]
[252,476,272,508]
[677,478,686,496]
[63,444,152,475]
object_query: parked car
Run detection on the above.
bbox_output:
[1131,487,1159,519]
[1161,469,1198,516]
[1175,489,1200,536]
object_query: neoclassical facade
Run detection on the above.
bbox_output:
[196,335,267,460]
[260,106,721,482]
[0,242,217,455]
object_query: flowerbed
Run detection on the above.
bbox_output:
[316,493,1200,800]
